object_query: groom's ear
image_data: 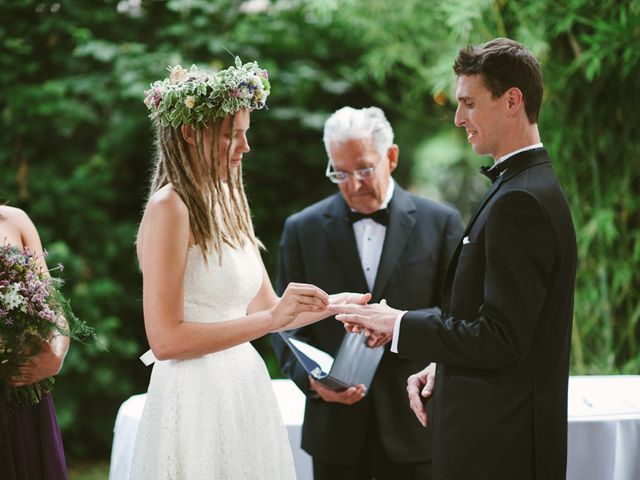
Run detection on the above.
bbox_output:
[181,125,197,146]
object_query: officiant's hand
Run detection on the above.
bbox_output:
[407,363,436,427]
[329,301,400,337]
[309,376,366,405]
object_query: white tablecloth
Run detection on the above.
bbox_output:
[109,375,640,480]
[567,375,640,480]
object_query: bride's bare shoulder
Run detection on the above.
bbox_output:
[137,184,190,258]
[146,184,187,214]
[141,185,190,231]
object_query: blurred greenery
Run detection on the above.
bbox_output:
[68,460,110,480]
[1,0,638,466]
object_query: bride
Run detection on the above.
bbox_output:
[130,60,367,479]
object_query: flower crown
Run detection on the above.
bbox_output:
[143,57,270,129]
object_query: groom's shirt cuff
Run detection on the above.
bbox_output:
[390,311,407,353]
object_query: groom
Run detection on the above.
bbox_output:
[272,106,462,479]
[331,39,578,480]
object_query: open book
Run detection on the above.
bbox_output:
[279,331,385,391]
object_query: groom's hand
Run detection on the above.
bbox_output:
[365,331,392,348]
[328,292,372,306]
[328,301,399,337]
[309,376,366,405]
[407,363,436,427]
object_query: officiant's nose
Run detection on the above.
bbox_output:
[346,174,363,192]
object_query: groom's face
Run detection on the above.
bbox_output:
[328,137,397,214]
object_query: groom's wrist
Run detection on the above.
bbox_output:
[390,310,407,353]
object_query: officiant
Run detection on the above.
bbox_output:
[272,106,462,480]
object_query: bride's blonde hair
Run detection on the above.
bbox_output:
[147,115,257,262]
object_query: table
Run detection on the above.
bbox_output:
[110,376,640,480]
[567,375,640,480]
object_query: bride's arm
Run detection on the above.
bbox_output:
[139,189,328,361]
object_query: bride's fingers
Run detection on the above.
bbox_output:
[288,283,329,299]
[294,293,330,308]
[355,292,372,304]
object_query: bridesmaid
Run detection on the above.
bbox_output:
[0,204,68,480]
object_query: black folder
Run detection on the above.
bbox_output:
[279,331,385,391]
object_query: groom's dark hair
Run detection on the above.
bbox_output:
[453,37,543,124]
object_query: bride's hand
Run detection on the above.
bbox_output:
[270,282,329,331]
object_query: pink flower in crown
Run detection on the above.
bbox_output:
[143,90,154,108]
[259,69,269,79]
[144,86,164,109]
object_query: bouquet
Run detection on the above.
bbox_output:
[0,244,93,417]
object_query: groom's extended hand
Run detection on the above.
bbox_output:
[328,301,400,337]
[328,291,372,307]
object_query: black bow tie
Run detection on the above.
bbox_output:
[479,163,507,183]
[347,208,390,226]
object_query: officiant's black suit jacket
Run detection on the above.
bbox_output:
[398,148,577,480]
[272,184,462,465]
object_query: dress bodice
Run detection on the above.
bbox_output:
[183,241,262,324]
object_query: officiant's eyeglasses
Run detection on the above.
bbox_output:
[325,160,378,184]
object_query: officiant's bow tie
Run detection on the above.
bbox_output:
[347,208,390,226]
[479,163,508,183]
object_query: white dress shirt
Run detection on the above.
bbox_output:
[495,143,543,167]
[351,181,395,292]
[390,143,543,354]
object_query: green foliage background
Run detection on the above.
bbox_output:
[1,0,638,464]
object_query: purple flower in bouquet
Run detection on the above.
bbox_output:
[0,244,93,413]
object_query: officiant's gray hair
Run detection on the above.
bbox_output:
[323,106,394,159]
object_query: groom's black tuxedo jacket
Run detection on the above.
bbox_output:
[272,184,462,465]
[399,148,577,480]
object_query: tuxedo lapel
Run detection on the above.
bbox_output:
[323,195,369,292]
[372,187,416,300]
[441,171,505,309]
[441,148,552,309]
[462,173,505,238]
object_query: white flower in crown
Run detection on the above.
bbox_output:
[184,96,196,109]
[169,65,189,84]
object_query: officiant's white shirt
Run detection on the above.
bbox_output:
[390,143,544,353]
[352,180,395,292]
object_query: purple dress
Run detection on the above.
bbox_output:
[0,392,67,480]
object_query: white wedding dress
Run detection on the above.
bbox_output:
[130,242,295,479]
